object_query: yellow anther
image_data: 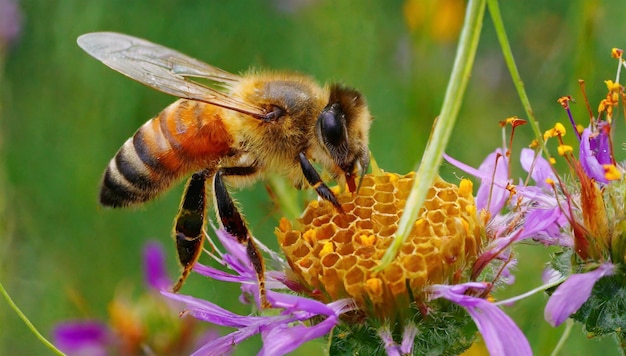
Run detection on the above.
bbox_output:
[459,178,473,196]
[319,241,334,257]
[557,144,573,156]
[303,229,316,244]
[604,164,623,181]
[611,48,623,59]
[359,234,376,246]
[544,123,566,140]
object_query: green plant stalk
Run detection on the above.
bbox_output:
[379,0,487,268]
[267,175,301,220]
[0,281,65,355]
[551,319,573,356]
[487,0,549,157]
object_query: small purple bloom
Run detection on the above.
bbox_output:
[520,148,556,190]
[429,283,532,356]
[544,262,616,326]
[444,149,510,214]
[378,327,400,356]
[0,0,22,48]
[143,241,172,291]
[579,124,611,183]
[53,320,110,356]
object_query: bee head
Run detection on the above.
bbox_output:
[315,84,372,192]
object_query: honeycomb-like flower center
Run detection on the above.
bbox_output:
[276,172,482,315]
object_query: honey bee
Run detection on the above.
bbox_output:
[77,32,372,307]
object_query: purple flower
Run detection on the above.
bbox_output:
[162,229,357,356]
[143,241,172,291]
[53,242,214,355]
[544,262,616,327]
[520,148,556,190]
[53,321,110,356]
[378,323,418,356]
[579,124,612,183]
[429,283,532,356]
[0,0,22,49]
[444,149,510,214]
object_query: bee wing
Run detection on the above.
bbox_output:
[77,32,266,118]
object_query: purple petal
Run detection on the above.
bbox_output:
[430,283,532,356]
[0,0,22,47]
[192,327,256,356]
[520,206,566,243]
[544,262,616,326]
[579,127,609,183]
[53,320,110,356]
[377,327,400,356]
[476,150,510,214]
[542,267,563,284]
[193,262,250,284]
[445,150,510,214]
[162,291,269,328]
[143,241,172,291]
[520,148,555,189]
[400,323,418,354]
[260,316,339,356]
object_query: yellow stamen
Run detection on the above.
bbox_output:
[303,229,316,244]
[359,234,376,246]
[319,241,334,257]
[611,48,623,59]
[557,144,573,156]
[459,178,473,196]
[544,123,566,140]
[604,164,623,181]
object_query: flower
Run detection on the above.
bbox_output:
[544,262,616,327]
[166,171,532,355]
[509,49,626,349]
[0,0,22,51]
[53,242,215,355]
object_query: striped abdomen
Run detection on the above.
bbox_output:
[100,99,234,207]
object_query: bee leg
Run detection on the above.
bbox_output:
[213,167,270,308]
[298,152,343,213]
[172,170,210,292]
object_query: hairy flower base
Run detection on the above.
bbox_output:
[276,172,481,318]
[328,300,476,355]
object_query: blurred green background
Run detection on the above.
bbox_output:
[1,0,625,354]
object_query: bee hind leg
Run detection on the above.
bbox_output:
[298,152,343,213]
[172,170,210,292]
[213,167,270,308]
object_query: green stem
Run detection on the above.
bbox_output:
[378,0,487,268]
[0,281,65,355]
[551,319,574,356]
[487,0,549,156]
[267,175,300,220]
[616,329,626,356]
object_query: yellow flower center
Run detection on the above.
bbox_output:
[276,172,482,317]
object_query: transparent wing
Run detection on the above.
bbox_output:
[77,32,266,118]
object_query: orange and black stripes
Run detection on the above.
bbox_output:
[100,100,233,207]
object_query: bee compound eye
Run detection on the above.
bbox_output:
[318,104,345,147]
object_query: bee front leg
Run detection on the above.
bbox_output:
[298,152,343,212]
[213,167,270,308]
[172,170,210,292]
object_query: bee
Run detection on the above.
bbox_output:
[77,32,372,307]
